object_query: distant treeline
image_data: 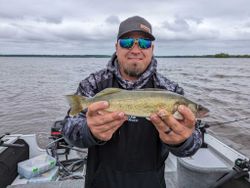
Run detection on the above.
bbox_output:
[0,54,111,58]
[157,53,250,58]
[0,53,250,58]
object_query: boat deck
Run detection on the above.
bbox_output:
[8,154,178,188]
[8,180,85,188]
[6,134,250,188]
[8,173,177,188]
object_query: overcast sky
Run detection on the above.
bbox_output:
[0,0,250,55]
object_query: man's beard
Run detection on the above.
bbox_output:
[124,68,142,78]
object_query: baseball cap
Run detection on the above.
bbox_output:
[117,16,155,41]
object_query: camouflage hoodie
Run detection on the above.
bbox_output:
[63,53,201,156]
[62,54,202,188]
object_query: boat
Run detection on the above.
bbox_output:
[0,120,249,188]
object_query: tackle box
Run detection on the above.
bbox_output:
[18,154,56,179]
[28,166,59,183]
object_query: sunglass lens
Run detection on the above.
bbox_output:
[138,39,152,49]
[119,38,134,49]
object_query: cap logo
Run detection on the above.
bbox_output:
[140,24,151,33]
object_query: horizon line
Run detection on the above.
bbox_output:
[0,53,250,58]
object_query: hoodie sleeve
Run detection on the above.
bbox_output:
[62,72,108,148]
[164,124,202,157]
[62,109,106,148]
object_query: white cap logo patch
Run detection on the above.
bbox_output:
[140,24,151,33]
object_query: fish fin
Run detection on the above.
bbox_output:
[173,111,184,120]
[94,88,122,97]
[135,88,167,92]
[66,95,87,116]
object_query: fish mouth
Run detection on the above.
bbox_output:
[197,106,209,118]
[198,111,209,118]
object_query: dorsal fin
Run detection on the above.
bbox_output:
[135,88,167,92]
[94,88,122,97]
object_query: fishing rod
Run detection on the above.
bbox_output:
[201,117,250,127]
[196,117,250,148]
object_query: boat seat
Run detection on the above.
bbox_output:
[177,148,230,188]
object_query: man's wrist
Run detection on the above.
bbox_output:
[89,129,106,145]
[167,139,187,147]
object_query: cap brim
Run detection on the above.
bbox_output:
[118,30,155,41]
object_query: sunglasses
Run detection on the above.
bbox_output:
[119,38,152,49]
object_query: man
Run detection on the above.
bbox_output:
[63,16,202,188]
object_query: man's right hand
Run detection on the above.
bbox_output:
[86,101,127,141]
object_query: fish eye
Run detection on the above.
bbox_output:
[198,105,204,111]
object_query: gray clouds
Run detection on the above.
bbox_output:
[0,0,250,55]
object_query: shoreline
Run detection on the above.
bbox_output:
[1,54,250,58]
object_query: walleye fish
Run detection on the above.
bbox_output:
[66,88,209,119]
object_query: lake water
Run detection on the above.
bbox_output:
[0,57,250,157]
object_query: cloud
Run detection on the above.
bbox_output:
[0,0,250,55]
[162,18,190,32]
[105,15,120,24]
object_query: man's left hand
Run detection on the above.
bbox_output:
[150,105,196,145]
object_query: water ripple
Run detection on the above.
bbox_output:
[0,57,250,156]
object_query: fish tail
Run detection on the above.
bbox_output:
[66,95,87,116]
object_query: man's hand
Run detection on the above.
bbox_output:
[150,105,196,145]
[87,101,127,141]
